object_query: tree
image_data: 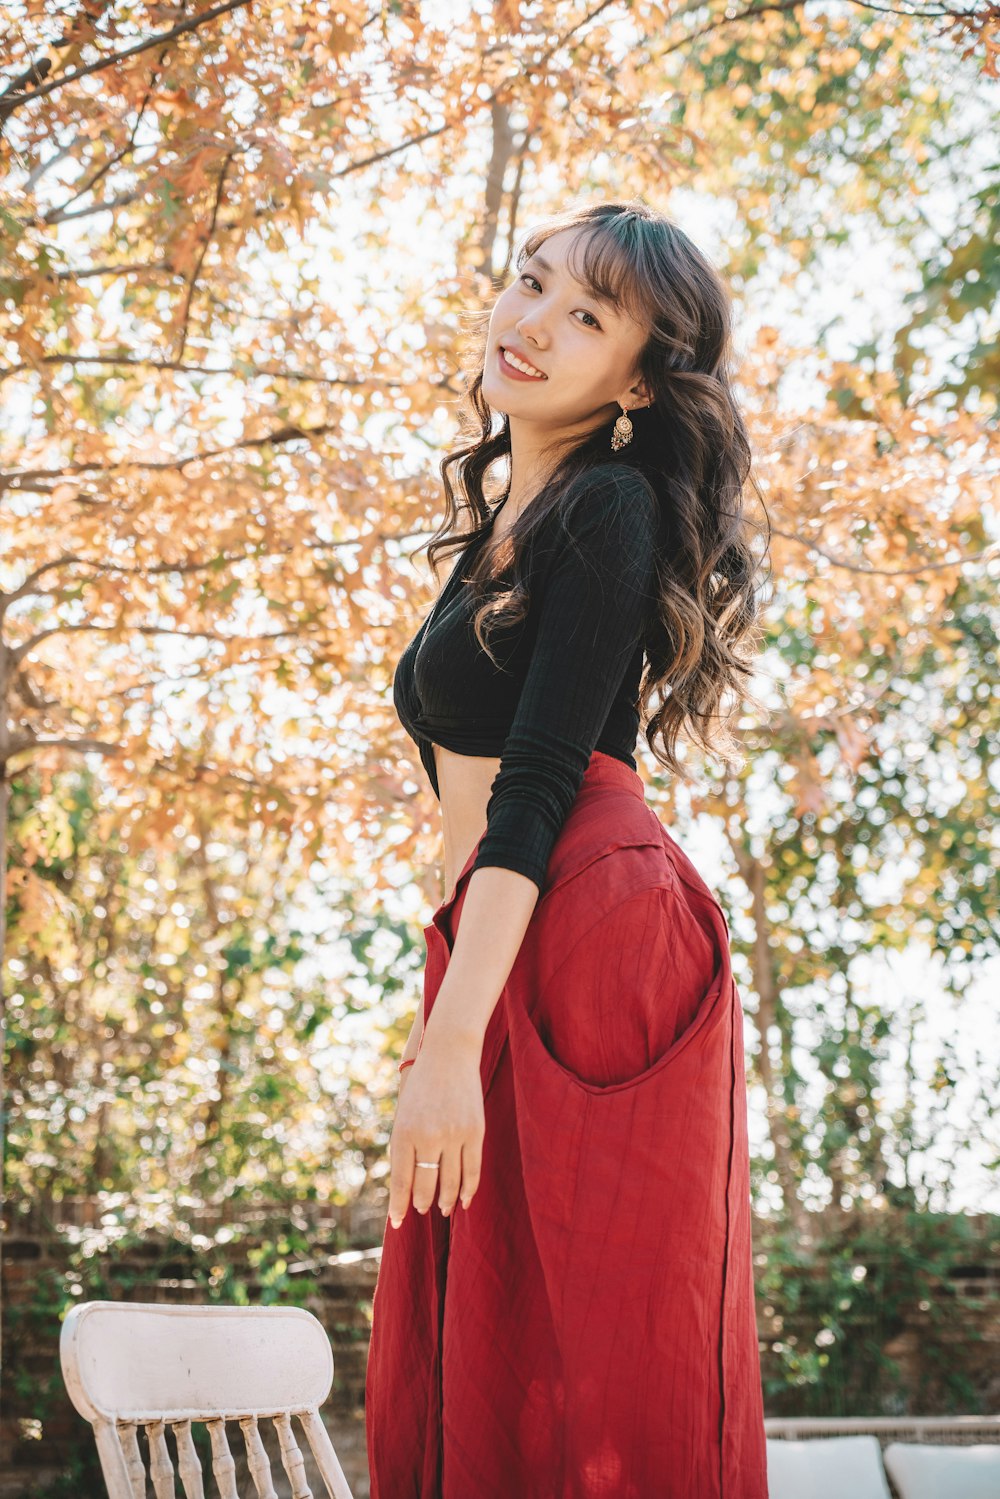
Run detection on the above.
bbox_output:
[2,2,997,1354]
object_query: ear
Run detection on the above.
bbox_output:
[622,377,654,410]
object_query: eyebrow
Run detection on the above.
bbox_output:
[525,253,618,312]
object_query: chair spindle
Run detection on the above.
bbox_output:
[171,1420,206,1499]
[274,1411,313,1499]
[206,1418,240,1499]
[240,1414,279,1499]
[147,1418,176,1499]
[117,1420,147,1499]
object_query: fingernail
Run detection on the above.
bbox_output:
[389,1215,401,1229]
[441,1207,451,1217]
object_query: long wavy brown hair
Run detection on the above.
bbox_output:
[423,197,772,780]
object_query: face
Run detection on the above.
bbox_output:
[481,226,652,433]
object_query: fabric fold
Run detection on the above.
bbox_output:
[366,750,768,1499]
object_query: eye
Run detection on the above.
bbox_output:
[518,272,602,329]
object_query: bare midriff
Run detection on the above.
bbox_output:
[432,742,501,906]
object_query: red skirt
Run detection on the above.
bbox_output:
[365,750,769,1498]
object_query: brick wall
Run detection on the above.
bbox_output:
[3,1199,998,1497]
[2,1199,382,1499]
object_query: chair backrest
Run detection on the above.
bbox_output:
[59,1300,355,1499]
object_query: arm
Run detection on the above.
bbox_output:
[400,1001,423,1065]
[395,1004,423,1104]
[420,469,659,1055]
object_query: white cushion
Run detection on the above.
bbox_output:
[883,1442,1000,1499]
[766,1435,892,1499]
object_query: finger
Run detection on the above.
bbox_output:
[436,1143,463,1218]
[387,1133,415,1229]
[460,1136,483,1209]
[411,1149,445,1215]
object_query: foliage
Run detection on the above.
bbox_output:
[4,759,421,1202]
[5,1210,331,1497]
[704,562,1000,1229]
[1,0,997,1265]
[6,1200,995,1490]
[756,1209,1000,1416]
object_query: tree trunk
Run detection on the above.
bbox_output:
[730,836,813,1242]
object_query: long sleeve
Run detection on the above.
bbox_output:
[470,467,659,892]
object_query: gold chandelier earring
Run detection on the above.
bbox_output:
[611,403,634,452]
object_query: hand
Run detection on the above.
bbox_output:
[388,1036,484,1228]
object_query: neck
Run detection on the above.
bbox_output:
[505,410,607,512]
[506,415,560,511]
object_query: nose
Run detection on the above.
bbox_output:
[515,315,547,349]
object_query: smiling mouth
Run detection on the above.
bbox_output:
[499,346,548,380]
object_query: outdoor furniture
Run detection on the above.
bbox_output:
[883,1439,1000,1499]
[59,1299,355,1499]
[766,1432,892,1499]
[765,1416,1000,1499]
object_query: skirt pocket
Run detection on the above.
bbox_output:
[528,881,722,1091]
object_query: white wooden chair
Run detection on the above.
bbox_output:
[59,1300,355,1499]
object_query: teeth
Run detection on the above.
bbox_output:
[504,348,545,378]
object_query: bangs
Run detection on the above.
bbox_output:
[518,216,653,330]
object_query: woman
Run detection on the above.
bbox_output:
[366,198,771,1498]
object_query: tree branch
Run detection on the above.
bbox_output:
[0,353,405,387]
[51,75,162,214]
[50,260,175,281]
[3,733,121,765]
[175,152,236,363]
[1,549,288,617]
[0,422,344,499]
[327,118,456,179]
[770,526,999,576]
[10,620,301,666]
[40,185,146,226]
[0,0,256,119]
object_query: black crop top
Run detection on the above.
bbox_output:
[391,463,659,892]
